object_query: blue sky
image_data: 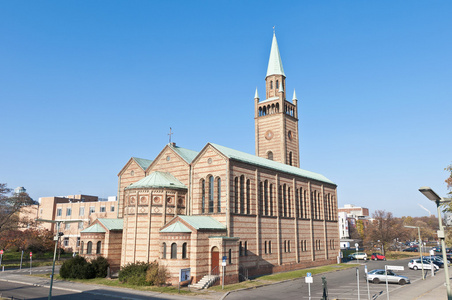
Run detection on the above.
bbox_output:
[1,1,451,217]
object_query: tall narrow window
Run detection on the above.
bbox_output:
[269,184,273,216]
[264,180,268,216]
[289,152,292,166]
[87,241,92,254]
[229,249,232,264]
[283,184,287,217]
[278,185,282,217]
[80,242,84,254]
[269,241,272,254]
[201,179,205,213]
[288,187,291,218]
[259,182,263,215]
[265,241,267,254]
[246,179,250,214]
[182,242,187,259]
[234,177,239,213]
[284,240,287,253]
[171,243,177,259]
[244,241,248,256]
[240,176,245,214]
[162,243,167,259]
[208,176,214,213]
[96,241,101,254]
[239,242,243,256]
[288,240,291,252]
[217,177,221,213]
[276,80,279,89]
[270,81,273,89]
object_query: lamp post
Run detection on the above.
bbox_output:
[404,225,425,279]
[419,187,452,300]
[36,219,82,300]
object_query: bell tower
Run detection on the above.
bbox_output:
[255,32,300,167]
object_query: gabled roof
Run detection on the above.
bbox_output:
[169,144,199,164]
[132,157,153,170]
[266,33,285,77]
[98,218,123,231]
[160,221,192,233]
[125,171,187,190]
[178,216,227,230]
[81,223,106,233]
[209,143,335,185]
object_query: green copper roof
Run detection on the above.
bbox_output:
[266,33,285,77]
[81,223,106,233]
[125,171,188,190]
[169,144,199,163]
[160,221,192,233]
[98,218,123,231]
[210,143,335,185]
[132,157,153,170]
[178,216,227,230]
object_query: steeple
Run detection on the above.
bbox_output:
[254,87,259,99]
[266,33,285,78]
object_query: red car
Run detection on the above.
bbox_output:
[371,253,386,260]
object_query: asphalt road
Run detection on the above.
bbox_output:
[225,258,435,300]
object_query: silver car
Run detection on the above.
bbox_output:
[366,269,410,285]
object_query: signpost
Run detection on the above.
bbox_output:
[355,243,359,262]
[365,265,370,300]
[20,250,24,269]
[430,250,435,277]
[385,265,405,300]
[305,272,313,300]
[222,256,227,289]
[356,268,360,300]
[0,249,3,267]
[29,252,32,275]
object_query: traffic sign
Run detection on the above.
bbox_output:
[307,272,312,277]
[30,252,32,257]
[0,250,3,255]
[386,265,404,271]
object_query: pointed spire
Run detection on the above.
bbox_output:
[292,89,297,101]
[266,32,285,77]
[254,87,259,99]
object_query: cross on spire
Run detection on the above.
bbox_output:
[168,127,173,144]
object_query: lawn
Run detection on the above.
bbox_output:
[0,250,73,268]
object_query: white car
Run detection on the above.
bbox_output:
[348,252,368,260]
[408,259,439,271]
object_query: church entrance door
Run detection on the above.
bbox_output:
[211,246,219,273]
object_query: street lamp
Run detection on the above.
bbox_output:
[36,219,82,300]
[404,225,425,279]
[419,186,452,300]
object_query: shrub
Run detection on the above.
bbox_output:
[119,262,150,286]
[91,256,110,278]
[145,261,168,286]
[60,256,95,279]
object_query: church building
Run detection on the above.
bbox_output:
[80,33,339,286]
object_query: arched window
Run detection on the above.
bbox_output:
[264,241,267,254]
[269,241,272,254]
[259,181,263,215]
[268,151,273,160]
[182,242,187,259]
[80,241,84,254]
[229,249,232,264]
[240,176,245,214]
[288,240,291,252]
[162,242,167,259]
[284,240,287,252]
[239,242,243,256]
[87,241,92,254]
[244,241,248,256]
[278,185,283,217]
[171,243,177,259]
[276,80,279,89]
[96,241,101,254]
[283,184,287,217]
[201,179,205,213]
[246,179,251,214]
[217,177,221,213]
[289,152,292,166]
[270,81,273,89]
[208,176,214,213]
[288,187,291,217]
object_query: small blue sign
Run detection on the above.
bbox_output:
[307,272,312,277]
[222,256,227,262]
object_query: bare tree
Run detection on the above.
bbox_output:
[0,183,35,233]
[365,210,407,253]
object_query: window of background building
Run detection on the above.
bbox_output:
[110,205,115,212]
[89,207,95,215]
[79,207,85,216]
[100,206,106,213]
[78,222,84,230]
[77,237,80,247]
[57,208,62,217]
[66,208,72,216]
[65,223,70,230]
[64,237,69,247]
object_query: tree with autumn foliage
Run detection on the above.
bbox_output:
[0,183,35,233]
[364,210,407,254]
[0,228,54,252]
[446,163,452,195]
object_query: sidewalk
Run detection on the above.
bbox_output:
[389,270,448,300]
